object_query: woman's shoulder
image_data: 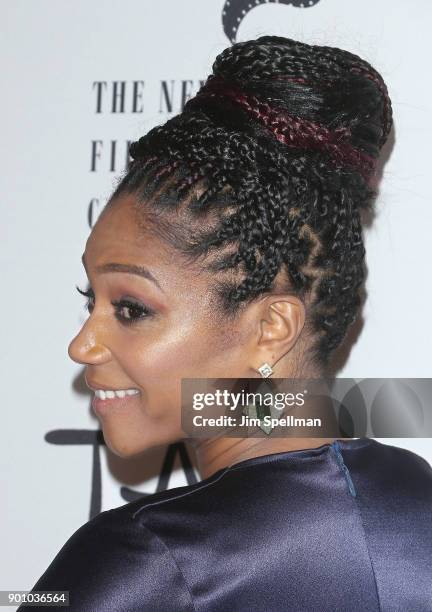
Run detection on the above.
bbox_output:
[23,499,197,612]
[23,466,233,611]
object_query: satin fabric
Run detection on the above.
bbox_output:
[20,438,432,611]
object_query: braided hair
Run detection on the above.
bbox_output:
[109,36,393,372]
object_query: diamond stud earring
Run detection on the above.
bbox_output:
[258,362,273,378]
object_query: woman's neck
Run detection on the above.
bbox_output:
[191,436,340,480]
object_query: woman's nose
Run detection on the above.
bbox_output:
[68,320,111,366]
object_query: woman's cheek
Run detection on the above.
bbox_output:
[139,316,211,374]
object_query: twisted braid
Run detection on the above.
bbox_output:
[110,36,393,370]
[192,75,377,181]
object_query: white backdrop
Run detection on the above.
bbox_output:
[2,0,431,603]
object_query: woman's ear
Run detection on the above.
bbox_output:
[252,294,306,372]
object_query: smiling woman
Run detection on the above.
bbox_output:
[20,35,432,612]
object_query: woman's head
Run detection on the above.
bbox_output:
[68,36,392,456]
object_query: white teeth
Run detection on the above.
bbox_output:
[95,389,140,400]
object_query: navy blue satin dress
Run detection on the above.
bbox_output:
[21,438,432,611]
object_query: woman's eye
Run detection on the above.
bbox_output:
[111,298,154,325]
[75,285,154,325]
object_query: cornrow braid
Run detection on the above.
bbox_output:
[110,35,393,371]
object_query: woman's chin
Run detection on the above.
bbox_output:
[102,431,148,458]
[100,420,186,458]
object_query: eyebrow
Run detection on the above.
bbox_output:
[81,253,164,292]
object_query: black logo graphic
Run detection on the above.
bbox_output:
[45,429,198,520]
[222,0,322,42]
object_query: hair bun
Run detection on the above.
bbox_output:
[190,35,392,181]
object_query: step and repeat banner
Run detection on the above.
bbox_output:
[2,0,431,599]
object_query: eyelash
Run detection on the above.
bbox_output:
[75,285,154,326]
